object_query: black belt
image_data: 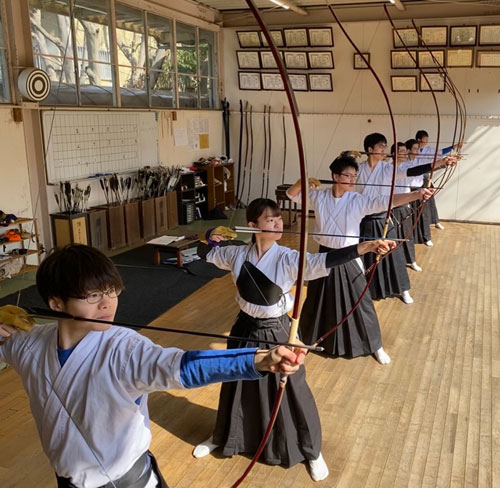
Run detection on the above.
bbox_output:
[56,451,168,488]
[362,211,386,221]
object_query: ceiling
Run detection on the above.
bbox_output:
[191,0,500,26]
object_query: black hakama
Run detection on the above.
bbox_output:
[392,204,416,264]
[410,187,432,243]
[212,312,321,467]
[360,212,411,299]
[300,248,382,358]
[423,174,440,224]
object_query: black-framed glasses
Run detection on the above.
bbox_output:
[71,288,122,304]
[340,172,358,180]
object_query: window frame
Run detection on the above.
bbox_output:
[26,0,219,109]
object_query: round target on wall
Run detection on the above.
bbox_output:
[17,67,51,102]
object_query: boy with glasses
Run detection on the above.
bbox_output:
[286,154,434,364]
[0,244,306,488]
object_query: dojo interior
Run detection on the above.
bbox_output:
[1,0,500,486]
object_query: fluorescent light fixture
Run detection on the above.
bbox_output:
[270,0,289,9]
[268,0,308,15]
[389,0,406,11]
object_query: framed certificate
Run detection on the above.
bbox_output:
[421,26,448,47]
[308,51,334,69]
[289,73,308,91]
[309,73,333,91]
[476,50,500,67]
[261,73,284,91]
[418,50,445,69]
[238,72,262,91]
[479,25,500,45]
[391,75,417,92]
[393,28,419,48]
[308,27,334,47]
[260,30,284,48]
[284,51,308,69]
[420,72,446,92]
[391,50,417,69]
[354,53,370,69]
[446,48,474,67]
[450,26,477,46]
[236,51,260,69]
[260,51,282,69]
[237,31,262,48]
[284,28,308,47]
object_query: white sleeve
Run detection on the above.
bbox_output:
[353,193,390,216]
[281,249,329,282]
[121,335,187,393]
[205,245,240,271]
[286,188,318,206]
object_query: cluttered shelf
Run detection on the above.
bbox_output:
[0,215,43,281]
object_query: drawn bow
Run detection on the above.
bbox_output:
[231,1,310,485]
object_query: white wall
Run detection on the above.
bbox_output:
[0,108,33,218]
[223,17,500,223]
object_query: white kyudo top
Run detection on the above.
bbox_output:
[0,324,186,488]
[287,188,389,269]
[355,159,427,198]
[207,242,328,319]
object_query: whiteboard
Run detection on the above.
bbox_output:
[42,111,158,183]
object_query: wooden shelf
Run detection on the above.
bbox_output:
[0,217,42,281]
[0,217,34,228]
[0,234,38,245]
[0,249,39,265]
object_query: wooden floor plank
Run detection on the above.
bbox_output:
[0,222,499,487]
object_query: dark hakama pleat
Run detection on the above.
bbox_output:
[392,204,416,264]
[212,312,321,467]
[410,190,432,243]
[423,174,440,224]
[300,254,382,358]
[360,214,411,299]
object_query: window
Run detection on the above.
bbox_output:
[0,0,10,103]
[29,0,78,105]
[199,29,218,109]
[176,23,219,109]
[28,0,218,109]
[73,0,114,105]
[147,13,174,108]
[115,3,147,107]
[176,22,197,108]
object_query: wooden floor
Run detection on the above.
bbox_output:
[0,221,499,488]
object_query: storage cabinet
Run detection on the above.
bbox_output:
[206,163,235,212]
[51,212,89,247]
[0,218,43,280]
[176,173,196,225]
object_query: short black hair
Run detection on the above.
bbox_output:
[415,130,429,141]
[390,142,406,155]
[246,198,281,224]
[405,138,418,150]
[36,244,124,305]
[364,133,387,152]
[329,153,359,175]
[246,199,281,243]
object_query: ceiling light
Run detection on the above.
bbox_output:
[388,0,406,11]
[268,0,308,15]
[270,0,289,9]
